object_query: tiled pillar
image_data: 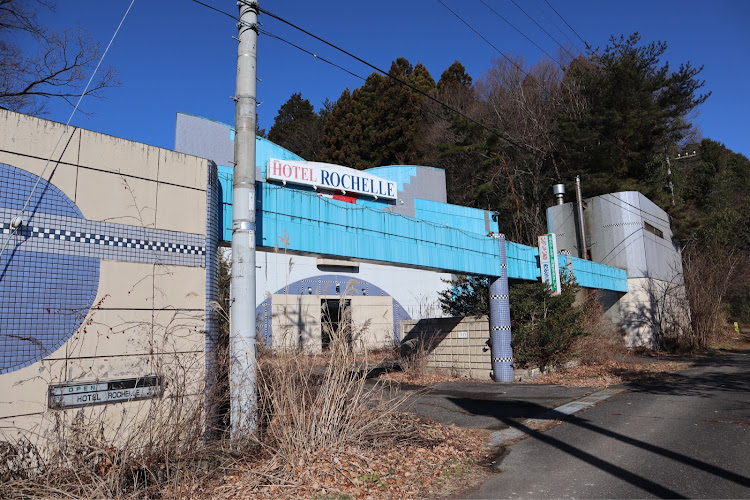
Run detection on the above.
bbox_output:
[489,234,513,382]
[204,162,222,436]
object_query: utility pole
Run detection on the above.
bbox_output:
[230,0,259,438]
[665,148,675,206]
[670,150,698,208]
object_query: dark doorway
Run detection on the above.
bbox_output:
[321,298,351,350]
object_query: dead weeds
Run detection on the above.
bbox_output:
[529,359,690,388]
[378,370,487,387]
[185,418,493,500]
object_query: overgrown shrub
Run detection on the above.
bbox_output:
[681,242,749,350]
[510,277,588,369]
[439,273,595,368]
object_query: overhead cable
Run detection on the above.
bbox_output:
[0,0,136,260]
[258,28,366,81]
[437,0,653,175]
[478,0,564,68]
[542,0,590,50]
[196,0,544,159]
[508,0,576,60]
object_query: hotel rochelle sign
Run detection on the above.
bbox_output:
[48,375,161,409]
[266,158,398,201]
[538,233,561,296]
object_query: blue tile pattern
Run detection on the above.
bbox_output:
[0,211,206,267]
[0,222,204,255]
[0,163,82,218]
[489,235,514,382]
[204,163,220,429]
[0,250,99,374]
[1,162,209,375]
[1,162,101,374]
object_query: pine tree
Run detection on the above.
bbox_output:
[318,58,435,169]
[558,33,710,197]
[267,92,323,160]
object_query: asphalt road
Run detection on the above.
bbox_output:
[465,349,750,499]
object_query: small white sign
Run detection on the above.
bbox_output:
[55,386,159,408]
[50,382,107,396]
[49,376,161,409]
[456,331,469,339]
[538,233,561,296]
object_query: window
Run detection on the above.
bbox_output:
[644,221,664,239]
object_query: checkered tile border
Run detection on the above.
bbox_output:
[491,325,512,331]
[1,223,205,255]
[603,222,640,228]
[493,357,513,363]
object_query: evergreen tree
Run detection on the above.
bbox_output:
[558,33,710,197]
[672,139,750,248]
[267,92,323,160]
[318,57,436,169]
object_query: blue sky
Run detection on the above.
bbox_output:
[32,0,750,159]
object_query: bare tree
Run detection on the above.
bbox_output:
[475,56,583,244]
[0,0,119,114]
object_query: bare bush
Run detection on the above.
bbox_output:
[251,296,407,487]
[0,318,241,499]
[398,332,434,377]
[571,290,626,365]
[682,243,747,349]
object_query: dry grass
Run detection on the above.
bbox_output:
[0,355,234,499]
[378,370,477,387]
[195,419,493,499]
[0,300,496,499]
[530,359,690,388]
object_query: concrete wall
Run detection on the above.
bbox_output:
[546,191,688,347]
[401,317,491,380]
[255,251,451,348]
[0,110,217,445]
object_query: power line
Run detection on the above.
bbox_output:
[258,29,366,81]
[0,0,136,261]
[191,0,540,242]
[586,192,671,228]
[190,2,365,84]
[229,1,543,160]
[507,0,576,61]
[191,0,235,21]
[541,0,590,50]
[530,0,583,55]
[478,0,564,68]
[437,0,653,177]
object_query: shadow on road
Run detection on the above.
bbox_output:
[449,350,750,498]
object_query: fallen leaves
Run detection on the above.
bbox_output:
[529,359,690,388]
[191,417,492,499]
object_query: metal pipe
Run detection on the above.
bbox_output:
[230,0,259,438]
[552,183,566,205]
[575,175,588,260]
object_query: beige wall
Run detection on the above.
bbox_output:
[270,293,395,352]
[605,277,691,347]
[271,293,323,351]
[351,296,393,349]
[401,316,491,380]
[0,110,210,445]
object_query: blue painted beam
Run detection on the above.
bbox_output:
[216,168,627,292]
